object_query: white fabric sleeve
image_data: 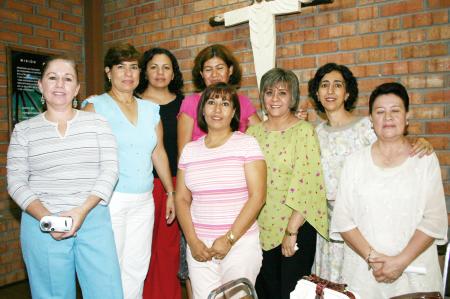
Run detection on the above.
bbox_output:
[90,117,119,205]
[7,125,38,210]
[330,156,358,241]
[417,154,448,245]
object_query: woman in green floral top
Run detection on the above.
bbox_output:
[247,68,328,299]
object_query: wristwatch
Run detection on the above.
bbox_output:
[226,230,236,246]
[285,229,298,237]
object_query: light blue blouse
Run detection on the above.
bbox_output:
[83,93,160,193]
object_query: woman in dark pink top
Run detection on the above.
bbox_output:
[178,44,260,151]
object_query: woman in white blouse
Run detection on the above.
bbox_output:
[330,82,447,298]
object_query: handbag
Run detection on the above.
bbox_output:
[290,274,360,299]
[390,292,443,299]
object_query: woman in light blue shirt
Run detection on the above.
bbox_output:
[83,43,175,299]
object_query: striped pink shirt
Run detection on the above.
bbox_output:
[179,132,264,240]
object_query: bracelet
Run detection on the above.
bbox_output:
[166,191,176,196]
[285,229,298,237]
[226,230,236,246]
[366,247,374,270]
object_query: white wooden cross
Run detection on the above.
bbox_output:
[210,0,332,88]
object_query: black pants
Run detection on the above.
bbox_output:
[255,221,317,299]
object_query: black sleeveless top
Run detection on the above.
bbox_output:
[153,94,183,178]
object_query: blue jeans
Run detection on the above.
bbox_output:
[21,205,123,299]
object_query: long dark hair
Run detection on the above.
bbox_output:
[136,47,184,97]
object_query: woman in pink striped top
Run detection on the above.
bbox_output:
[175,83,266,299]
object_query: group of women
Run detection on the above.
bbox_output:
[6,41,446,299]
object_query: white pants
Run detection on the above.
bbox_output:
[109,191,154,299]
[187,232,262,299]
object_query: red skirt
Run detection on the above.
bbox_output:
[143,177,181,299]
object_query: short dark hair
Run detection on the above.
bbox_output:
[308,63,358,113]
[369,82,409,113]
[104,43,140,91]
[135,47,184,97]
[197,82,240,133]
[192,44,242,91]
[259,68,300,113]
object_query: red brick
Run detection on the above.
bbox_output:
[426,121,450,134]
[429,0,450,8]
[0,32,19,43]
[381,61,426,75]
[351,65,380,78]
[3,22,33,35]
[406,121,424,135]
[303,41,337,55]
[359,18,401,34]
[424,90,450,104]
[358,78,395,93]
[51,20,77,32]
[380,0,424,17]
[437,152,450,166]
[409,106,445,119]
[62,13,82,24]
[5,0,33,13]
[50,40,81,52]
[207,31,234,43]
[72,5,82,16]
[412,136,449,151]
[428,57,450,72]
[340,6,378,22]
[313,13,339,26]
[427,25,450,40]
[277,44,302,58]
[23,0,45,4]
[35,28,59,39]
[318,24,355,39]
[318,53,356,66]
[278,57,316,70]
[402,75,445,89]
[49,0,72,12]
[282,30,317,44]
[63,32,81,43]
[402,43,448,58]
[319,0,356,11]
[0,9,20,21]
[358,48,399,63]
[22,36,48,48]
[402,13,433,28]
[37,6,59,19]
[381,29,426,45]
[340,34,378,50]
[23,15,49,27]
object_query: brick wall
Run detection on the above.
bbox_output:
[104,0,449,200]
[0,0,84,286]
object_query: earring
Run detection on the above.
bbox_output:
[40,94,45,105]
[108,77,111,83]
[72,98,78,108]
[406,120,409,126]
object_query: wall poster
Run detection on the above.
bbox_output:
[7,47,52,132]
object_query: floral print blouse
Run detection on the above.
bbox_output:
[316,116,376,205]
[247,120,328,251]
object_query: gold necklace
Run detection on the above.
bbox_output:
[109,91,135,105]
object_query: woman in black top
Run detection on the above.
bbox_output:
[136,47,184,299]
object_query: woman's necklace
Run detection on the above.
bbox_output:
[109,90,135,105]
